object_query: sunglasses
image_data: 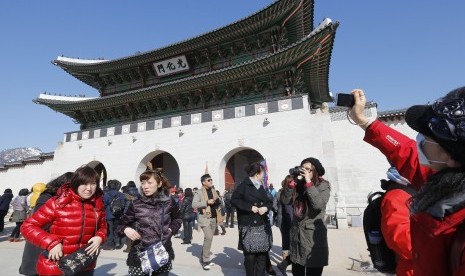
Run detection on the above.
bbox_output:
[206,179,213,182]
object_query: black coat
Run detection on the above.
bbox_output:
[180,196,194,220]
[230,177,273,227]
[117,189,182,260]
[0,192,13,211]
[19,191,54,276]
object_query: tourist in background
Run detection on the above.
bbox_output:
[0,188,13,232]
[231,162,273,276]
[21,166,107,275]
[274,175,294,275]
[180,188,195,245]
[348,88,465,275]
[102,179,126,250]
[214,190,226,235]
[19,172,73,276]
[9,188,29,242]
[192,174,221,271]
[122,181,140,253]
[282,158,331,276]
[223,187,235,228]
[118,169,182,275]
[27,182,46,215]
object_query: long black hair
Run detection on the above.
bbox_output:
[44,172,74,195]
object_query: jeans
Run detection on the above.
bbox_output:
[201,218,217,263]
[244,252,267,276]
[291,263,324,276]
[225,207,235,226]
[10,222,22,238]
[106,219,122,246]
[182,218,194,242]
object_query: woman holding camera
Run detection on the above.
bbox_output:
[349,87,465,275]
[282,158,331,276]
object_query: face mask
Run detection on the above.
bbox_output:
[416,133,447,167]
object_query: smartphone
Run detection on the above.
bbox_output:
[336,93,355,107]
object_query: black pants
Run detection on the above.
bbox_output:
[106,218,122,246]
[225,207,235,226]
[10,222,22,238]
[244,252,267,276]
[182,218,194,242]
[0,210,7,231]
[291,263,323,276]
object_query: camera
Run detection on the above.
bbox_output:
[289,166,303,178]
[336,93,355,107]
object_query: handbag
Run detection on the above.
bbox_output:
[240,214,273,253]
[137,203,170,274]
[57,244,99,276]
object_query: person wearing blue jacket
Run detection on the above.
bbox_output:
[102,179,126,250]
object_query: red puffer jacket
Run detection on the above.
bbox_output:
[381,189,413,276]
[364,120,465,276]
[21,184,107,275]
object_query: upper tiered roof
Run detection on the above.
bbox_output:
[35,0,339,129]
[53,0,314,94]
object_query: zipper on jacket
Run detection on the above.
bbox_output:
[77,202,85,246]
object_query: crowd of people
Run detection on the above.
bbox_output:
[0,86,464,276]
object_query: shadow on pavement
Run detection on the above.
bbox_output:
[95,263,118,275]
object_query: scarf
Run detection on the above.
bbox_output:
[200,186,218,217]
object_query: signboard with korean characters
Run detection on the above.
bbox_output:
[153,55,190,77]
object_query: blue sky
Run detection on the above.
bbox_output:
[1,0,464,152]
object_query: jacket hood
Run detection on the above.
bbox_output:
[55,183,104,209]
[32,183,46,193]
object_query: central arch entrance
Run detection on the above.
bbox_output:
[222,148,264,191]
[136,151,180,188]
[87,161,107,187]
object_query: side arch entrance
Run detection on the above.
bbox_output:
[220,148,264,192]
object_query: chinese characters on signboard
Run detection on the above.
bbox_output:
[153,55,190,77]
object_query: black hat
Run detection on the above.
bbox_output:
[405,86,465,164]
[301,157,325,176]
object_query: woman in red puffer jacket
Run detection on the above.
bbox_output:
[21,166,107,276]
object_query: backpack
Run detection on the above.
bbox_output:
[110,194,125,218]
[363,182,415,273]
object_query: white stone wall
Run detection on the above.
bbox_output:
[0,97,419,210]
[0,159,54,195]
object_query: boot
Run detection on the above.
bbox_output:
[214,227,219,236]
[221,225,226,235]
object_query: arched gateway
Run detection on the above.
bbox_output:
[135,151,180,188]
[220,147,264,191]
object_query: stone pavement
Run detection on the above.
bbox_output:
[0,222,384,275]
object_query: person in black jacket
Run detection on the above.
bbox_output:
[0,188,14,232]
[231,162,273,276]
[180,188,195,244]
[19,172,73,276]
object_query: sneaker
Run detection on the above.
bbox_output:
[202,262,211,271]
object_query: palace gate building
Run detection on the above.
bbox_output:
[0,0,416,226]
